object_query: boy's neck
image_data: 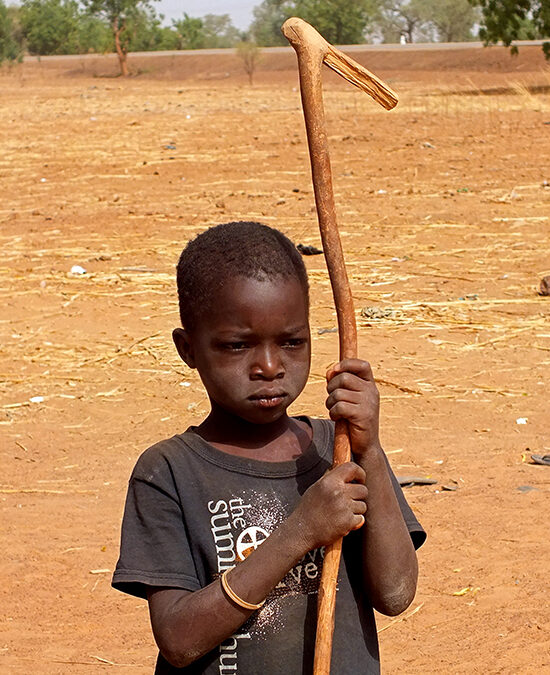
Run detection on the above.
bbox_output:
[196,405,312,462]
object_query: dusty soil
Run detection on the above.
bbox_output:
[1,45,549,673]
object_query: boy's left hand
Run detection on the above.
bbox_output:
[325,359,381,455]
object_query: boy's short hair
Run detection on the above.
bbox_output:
[176,221,309,330]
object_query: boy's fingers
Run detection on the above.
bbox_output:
[349,484,368,504]
[327,359,374,382]
[327,400,367,425]
[331,461,366,485]
[325,388,363,410]
[325,362,337,382]
[352,514,365,530]
[326,371,369,394]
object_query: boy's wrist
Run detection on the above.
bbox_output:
[352,441,386,470]
[279,510,317,558]
[352,438,383,459]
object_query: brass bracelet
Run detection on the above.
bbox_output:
[220,569,265,611]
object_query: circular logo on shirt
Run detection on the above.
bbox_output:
[236,526,269,560]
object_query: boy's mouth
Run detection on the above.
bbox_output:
[249,391,287,408]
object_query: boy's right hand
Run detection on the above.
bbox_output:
[291,462,368,551]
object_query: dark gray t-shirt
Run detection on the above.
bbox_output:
[112,418,425,674]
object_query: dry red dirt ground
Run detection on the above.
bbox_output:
[1,44,549,673]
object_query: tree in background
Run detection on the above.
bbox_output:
[149,23,178,51]
[0,0,22,62]
[375,0,431,43]
[84,0,159,75]
[202,14,241,48]
[250,0,294,46]
[249,0,479,44]
[250,0,376,45]
[172,12,241,49]
[20,0,81,55]
[77,13,112,53]
[236,39,261,84]
[172,12,204,49]
[413,0,480,42]
[125,6,169,51]
[293,0,376,44]
[472,0,550,59]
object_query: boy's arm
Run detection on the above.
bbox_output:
[326,359,419,616]
[147,519,304,669]
[354,446,418,615]
[147,461,367,668]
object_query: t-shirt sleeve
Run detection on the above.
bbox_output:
[319,418,426,549]
[386,455,427,550]
[112,446,201,599]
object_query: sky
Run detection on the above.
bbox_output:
[156,1,259,29]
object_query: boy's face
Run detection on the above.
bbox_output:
[174,275,311,425]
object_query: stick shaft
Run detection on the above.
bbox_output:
[314,422,351,674]
[292,44,357,675]
[296,52,358,361]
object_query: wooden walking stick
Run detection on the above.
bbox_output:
[281,17,398,675]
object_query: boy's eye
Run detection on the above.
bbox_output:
[282,338,307,348]
[222,342,249,351]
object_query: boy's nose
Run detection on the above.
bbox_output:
[250,346,284,380]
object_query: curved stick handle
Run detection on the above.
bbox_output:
[282,17,398,675]
[282,17,398,110]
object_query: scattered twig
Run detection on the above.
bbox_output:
[0,487,96,495]
[377,602,425,633]
[376,378,422,395]
[462,326,533,350]
[90,655,136,666]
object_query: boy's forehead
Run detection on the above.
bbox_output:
[197,275,309,328]
[230,273,305,299]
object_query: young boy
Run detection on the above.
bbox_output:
[112,221,426,674]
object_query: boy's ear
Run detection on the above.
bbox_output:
[172,328,196,368]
